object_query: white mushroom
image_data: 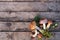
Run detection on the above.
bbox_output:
[39,18,48,29]
[29,21,38,37]
[31,30,38,37]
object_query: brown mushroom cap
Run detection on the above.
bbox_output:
[29,21,36,31]
[31,21,36,25]
[48,20,53,24]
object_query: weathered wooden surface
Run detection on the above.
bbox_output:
[0,32,60,40]
[0,22,29,31]
[0,12,59,32]
[45,32,60,40]
[0,12,59,22]
[0,2,48,11]
[0,0,59,40]
[0,22,59,32]
[13,32,31,40]
[0,32,31,40]
[0,0,59,2]
[0,2,59,12]
[0,32,9,40]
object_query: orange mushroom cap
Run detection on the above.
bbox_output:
[48,20,53,24]
[29,21,36,31]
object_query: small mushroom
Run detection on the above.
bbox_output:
[47,20,53,29]
[29,21,36,31]
[39,18,48,29]
[31,30,38,37]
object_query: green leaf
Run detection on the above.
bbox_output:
[34,16,40,22]
[44,32,52,38]
[39,30,52,38]
[34,16,40,26]
[40,29,52,38]
[39,30,45,34]
[50,22,58,29]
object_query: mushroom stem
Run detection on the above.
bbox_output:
[36,26,41,31]
[39,18,47,30]
[47,24,51,29]
[43,24,46,29]
[47,20,52,29]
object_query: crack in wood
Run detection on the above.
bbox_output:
[0,18,59,22]
[0,0,59,2]
[0,28,60,32]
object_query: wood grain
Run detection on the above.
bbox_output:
[0,22,30,31]
[0,32,13,40]
[0,2,59,12]
[0,0,59,40]
[12,32,31,40]
[0,22,59,32]
[0,12,59,22]
[0,0,59,2]
[0,32,31,40]
[0,32,60,40]
[12,32,60,40]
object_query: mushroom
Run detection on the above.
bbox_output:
[39,18,48,29]
[29,21,38,37]
[47,20,53,29]
[29,21,36,31]
[31,29,38,37]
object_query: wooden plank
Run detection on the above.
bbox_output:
[0,2,58,12]
[0,22,30,31]
[0,2,48,12]
[53,32,60,40]
[12,32,31,40]
[0,32,12,40]
[0,32,32,40]
[0,22,9,30]
[0,32,31,40]
[0,0,34,1]
[0,32,60,40]
[0,22,59,32]
[0,12,59,22]
[56,3,60,11]
[12,32,60,40]
[42,32,60,40]
[0,12,37,22]
[0,0,59,2]
[9,32,60,40]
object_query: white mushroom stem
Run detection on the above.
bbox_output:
[39,18,47,30]
[32,30,38,37]
[43,24,46,29]
[36,26,40,30]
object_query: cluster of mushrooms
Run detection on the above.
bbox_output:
[29,18,53,39]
